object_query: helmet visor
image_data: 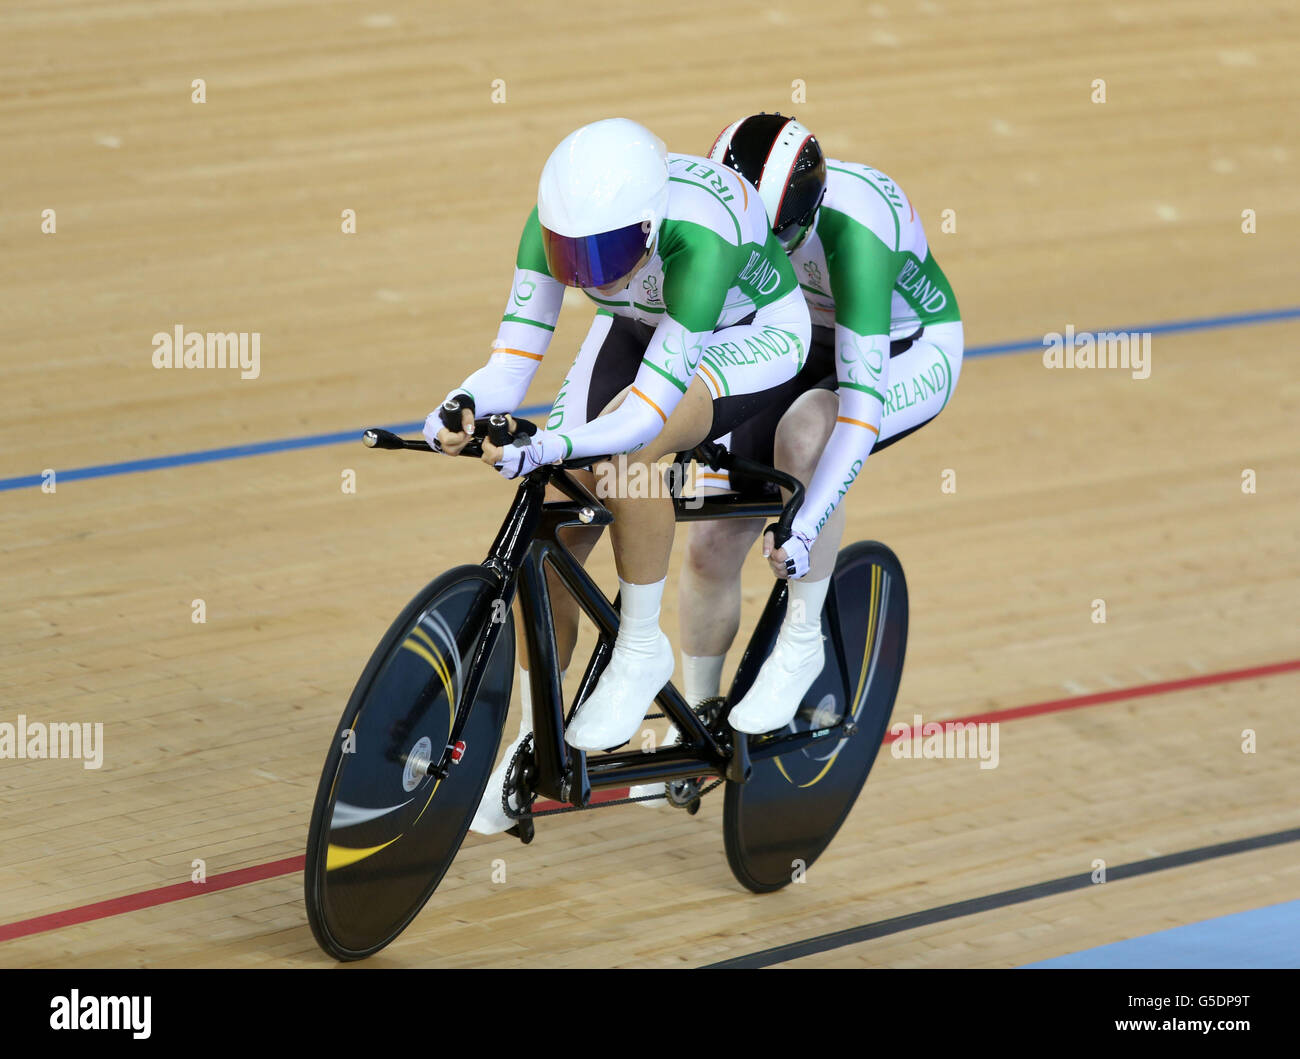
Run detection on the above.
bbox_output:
[776,220,809,250]
[541,221,648,288]
[775,186,825,252]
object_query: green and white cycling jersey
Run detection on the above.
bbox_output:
[785,159,963,540]
[450,154,809,461]
[792,160,960,339]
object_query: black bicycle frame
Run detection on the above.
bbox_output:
[427,445,854,805]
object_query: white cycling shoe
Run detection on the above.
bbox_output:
[564,632,674,752]
[727,627,826,734]
[469,730,530,835]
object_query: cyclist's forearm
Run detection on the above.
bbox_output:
[550,311,705,460]
[547,352,688,461]
[451,349,544,415]
[449,266,563,413]
[497,267,565,352]
[791,328,888,538]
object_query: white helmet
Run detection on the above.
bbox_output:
[537,118,670,288]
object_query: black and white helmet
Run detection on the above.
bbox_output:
[708,113,826,249]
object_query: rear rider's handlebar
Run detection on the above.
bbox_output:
[362,424,806,545]
[677,440,806,548]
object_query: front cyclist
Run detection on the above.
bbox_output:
[637,114,964,794]
[424,118,812,833]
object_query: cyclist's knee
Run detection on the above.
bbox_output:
[774,389,837,480]
[685,517,760,581]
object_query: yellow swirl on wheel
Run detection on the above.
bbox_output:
[775,563,882,789]
[405,627,457,826]
[326,837,400,870]
[850,565,883,722]
[404,626,455,706]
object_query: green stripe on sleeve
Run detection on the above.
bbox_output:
[501,314,555,332]
[640,357,688,394]
[840,381,885,403]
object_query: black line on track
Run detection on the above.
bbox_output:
[703,825,1300,968]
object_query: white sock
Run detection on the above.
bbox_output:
[615,577,667,656]
[784,576,830,641]
[681,653,725,707]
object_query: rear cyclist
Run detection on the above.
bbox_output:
[424,118,812,832]
[638,114,964,796]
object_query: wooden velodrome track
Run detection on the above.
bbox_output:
[1,0,1297,968]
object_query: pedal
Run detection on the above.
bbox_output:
[506,819,535,845]
[666,778,702,809]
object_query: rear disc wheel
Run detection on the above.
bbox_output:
[722,541,908,892]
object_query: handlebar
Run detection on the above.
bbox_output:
[678,440,805,548]
[363,415,539,459]
[364,426,805,544]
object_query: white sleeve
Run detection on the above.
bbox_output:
[446,266,564,414]
[542,314,704,460]
[791,325,888,539]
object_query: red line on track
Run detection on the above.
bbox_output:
[2,658,1296,945]
[0,856,305,944]
[880,658,1300,741]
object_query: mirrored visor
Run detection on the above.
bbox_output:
[541,221,648,288]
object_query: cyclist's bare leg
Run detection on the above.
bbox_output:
[680,514,764,659]
[515,471,602,678]
[629,506,761,803]
[595,377,714,583]
[678,387,840,689]
[730,387,843,734]
[773,388,845,581]
[563,377,713,751]
[632,390,842,800]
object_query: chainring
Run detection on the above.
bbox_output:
[501,733,538,821]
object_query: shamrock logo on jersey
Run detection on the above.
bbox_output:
[650,328,702,389]
[513,278,536,307]
[641,274,661,304]
[838,333,885,386]
[802,261,825,290]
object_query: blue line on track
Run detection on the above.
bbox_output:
[4,305,1299,493]
[1023,898,1300,969]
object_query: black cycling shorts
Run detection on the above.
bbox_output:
[580,313,809,444]
[725,324,925,497]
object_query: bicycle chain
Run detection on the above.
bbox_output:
[501,719,727,821]
[516,778,724,819]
